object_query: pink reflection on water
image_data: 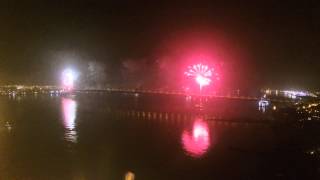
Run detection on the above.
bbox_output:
[182,118,210,158]
[61,98,77,143]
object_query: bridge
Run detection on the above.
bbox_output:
[74,88,295,103]
[81,107,276,125]
[0,85,296,103]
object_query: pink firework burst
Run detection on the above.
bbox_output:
[185,63,218,92]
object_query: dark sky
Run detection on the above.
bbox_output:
[1,1,320,90]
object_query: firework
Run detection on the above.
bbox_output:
[185,63,218,92]
[62,68,76,90]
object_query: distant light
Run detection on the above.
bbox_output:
[266,89,271,94]
[310,151,315,155]
[125,171,135,180]
[17,86,23,90]
[185,95,192,101]
[282,90,317,98]
[273,105,277,110]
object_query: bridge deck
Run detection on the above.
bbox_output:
[75,89,295,103]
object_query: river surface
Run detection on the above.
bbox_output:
[0,93,319,179]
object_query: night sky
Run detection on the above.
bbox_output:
[1,1,320,90]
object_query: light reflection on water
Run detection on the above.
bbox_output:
[258,105,267,113]
[61,97,78,143]
[0,94,318,179]
[258,99,269,113]
[181,117,210,158]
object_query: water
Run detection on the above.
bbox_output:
[0,93,319,179]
